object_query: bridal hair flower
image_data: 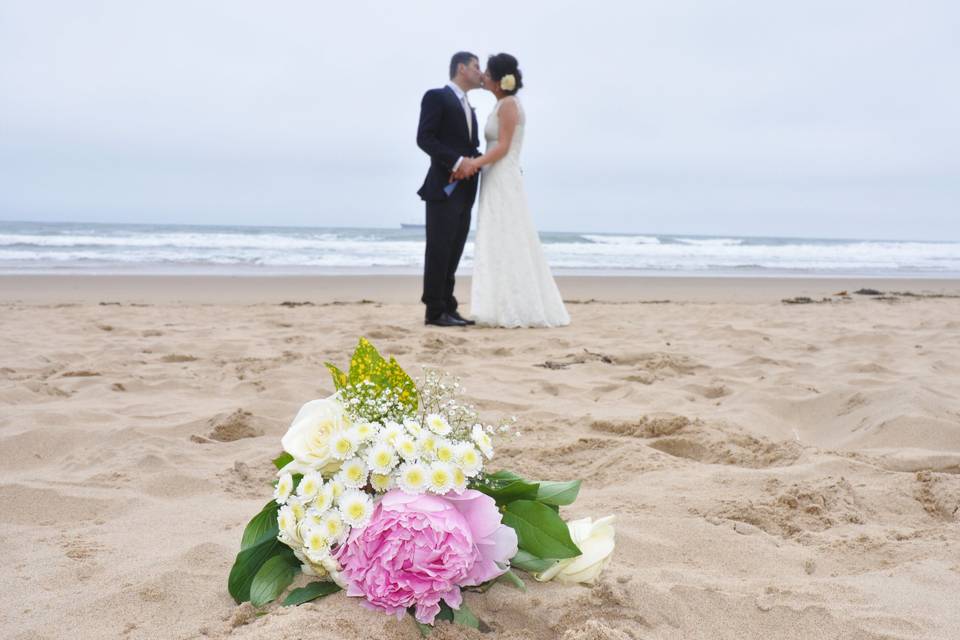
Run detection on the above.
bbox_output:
[500,74,517,91]
[227,338,616,634]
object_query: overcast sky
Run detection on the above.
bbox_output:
[1,1,957,239]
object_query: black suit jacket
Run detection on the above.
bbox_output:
[416,86,480,202]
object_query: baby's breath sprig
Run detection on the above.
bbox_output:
[337,380,410,424]
[416,368,479,434]
[415,369,523,441]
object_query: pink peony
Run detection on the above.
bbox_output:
[334,489,518,624]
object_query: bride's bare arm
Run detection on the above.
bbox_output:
[474,98,519,168]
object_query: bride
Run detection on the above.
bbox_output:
[456,53,570,328]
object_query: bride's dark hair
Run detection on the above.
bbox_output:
[486,53,523,95]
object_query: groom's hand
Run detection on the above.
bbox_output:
[452,158,479,180]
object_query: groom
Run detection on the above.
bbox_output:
[416,51,483,327]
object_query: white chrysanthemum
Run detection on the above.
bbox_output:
[403,418,423,436]
[428,462,455,494]
[296,517,313,544]
[302,527,331,563]
[471,423,494,458]
[452,466,468,494]
[288,497,307,523]
[339,458,368,489]
[454,442,483,476]
[303,506,326,530]
[397,462,428,494]
[369,472,394,492]
[366,442,398,475]
[380,421,405,446]
[418,432,438,459]
[311,484,334,514]
[328,478,346,500]
[330,431,359,460]
[425,413,452,436]
[277,505,300,544]
[320,510,346,543]
[296,471,322,500]
[304,548,327,566]
[394,434,419,461]
[353,421,379,442]
[274,472,294,504]
[434,438,455,463]
[338,489,374,528]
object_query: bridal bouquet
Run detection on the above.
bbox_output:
[228,338,615,633]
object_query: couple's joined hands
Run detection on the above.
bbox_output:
[450,157,480,182]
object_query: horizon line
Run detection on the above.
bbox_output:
[0,217,956,245]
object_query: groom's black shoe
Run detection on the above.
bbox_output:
[448,311,476,325]
[425,312,467,327]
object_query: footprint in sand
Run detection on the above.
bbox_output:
[915,471,960,521]
[707,476,865,539]
[61,536,103,561]
[192,409,264,443]
[367,325,411,340]
[23,381,71,397]
[422,334,467,350]
[623,372,657,385]
[684,383,731,399]
[592,414,693,438]
[645,425,803,469]
[161,354,197,363]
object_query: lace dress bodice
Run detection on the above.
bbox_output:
[483,97,526,168]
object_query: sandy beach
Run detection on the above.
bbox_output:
[2,275,959,640]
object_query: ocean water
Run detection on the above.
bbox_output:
[1,220,959,277]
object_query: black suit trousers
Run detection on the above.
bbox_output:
[422,180,475,320]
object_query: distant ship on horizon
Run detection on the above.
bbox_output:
[400,223,425,229]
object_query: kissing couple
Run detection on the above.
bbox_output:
[416,51,569,329]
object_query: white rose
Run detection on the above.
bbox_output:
[280,395,353,475]
[500,74,516,91]
[534,515,615,584]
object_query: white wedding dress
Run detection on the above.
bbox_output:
[470,97,570,328]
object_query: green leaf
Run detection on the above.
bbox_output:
[473,471,540,505]
[272,452,293,470]
[497,569,526,591]
[228,538,288,603]
[466,578,497,593]
[386,356,418,414]
[250,554,298,607]
[483,469,524,483]
[535,480,582,506]
[510,549,556,573]
[325,363,348,390]
[328,338,418,413]
[241,501,280,551]
[452,603,480,629]
[487,480,540,504]
[282,581,341,606]
[413,619,433,637]
[435,601,455,623]
[347,337,388,386]
[502,500,582,560]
